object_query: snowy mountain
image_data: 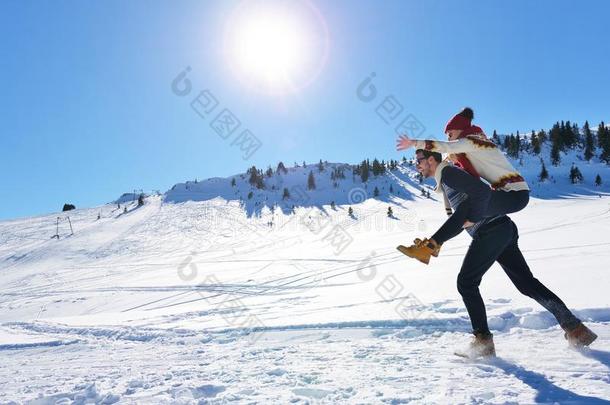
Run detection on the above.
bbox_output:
[495,128,610,199]
[164,161,427,218]
[1,148,610,403]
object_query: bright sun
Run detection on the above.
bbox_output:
[225,1,328,94]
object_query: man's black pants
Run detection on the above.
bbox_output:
[457,216,581,335]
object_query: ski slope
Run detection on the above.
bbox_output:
[1,162,610,404]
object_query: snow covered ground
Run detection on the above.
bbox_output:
[1,162,610,404]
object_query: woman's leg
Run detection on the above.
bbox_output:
[431,190,530,246]
[485,190,530,216]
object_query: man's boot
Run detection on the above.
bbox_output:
[455,332,496,359]
[396,238,441,264]
[413,238,442,257]
[563,322,598,347]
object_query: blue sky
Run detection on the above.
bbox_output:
[1,0,609,220]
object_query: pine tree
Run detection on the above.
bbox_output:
[389,184,394,193]
[550,140,561,166]
[248,167,265,189]
[560,120,568,148]
[538,129,548,144]
[572,122,581,146]
[387,206,393,217]
[563,120,576,148]
[307,171,316,190]
[318,159,324,172]
[373,186,380,197]
[348,206,353,216]
[277,162,288,174]
[266,167,273,177]
[532,130,541,155]
[247,191,253,199]
[530,130,540,154]
[538,159,549,181]
[492,130,500,145]
[372,158,381,176]
[597,122,606,149]
[231,178,236,187]
[248,166,259,186]
[138,194,144,206]
[550,122,563,152]
[595,174,602,186]
[503,134,510,151]
[569,164,583,184]
[506,134,519,158]
[599,122,610,164]
[583,121,595,161]
[360,159,370,182]
[331,201,335,209]
[282,188,290,199]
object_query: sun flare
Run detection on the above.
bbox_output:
[225,1,328,94]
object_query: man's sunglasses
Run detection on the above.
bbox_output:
[415,156,427,164]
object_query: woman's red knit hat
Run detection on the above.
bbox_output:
[444,110,473,132]
[444,107,482,179]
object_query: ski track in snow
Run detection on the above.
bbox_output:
[1,162,610,403]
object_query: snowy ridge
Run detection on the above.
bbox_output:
[159,144,610,215]
[164,161,429,218]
